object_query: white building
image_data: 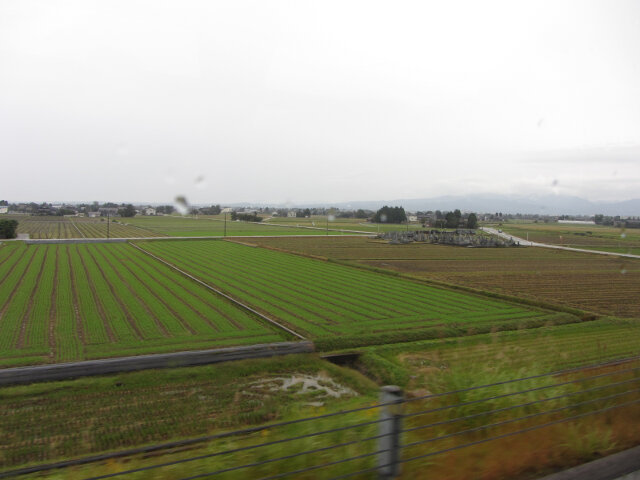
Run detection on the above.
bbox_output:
[144,207,156,216]
[287,211,297,218]
[0,206,8,214]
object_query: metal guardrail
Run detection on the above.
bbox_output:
[2,356,640,479]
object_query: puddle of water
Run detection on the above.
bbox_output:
[245,373,356,399]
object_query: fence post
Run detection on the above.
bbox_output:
[378,385,403,479]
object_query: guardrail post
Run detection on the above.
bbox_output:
[378,385,403,479]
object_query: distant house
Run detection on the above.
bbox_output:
[287,211,297,218]
[271,211,279,217]
[88,211,100,218]
[221,207,233,214]
[408,215,418,222]
[0,206,8,214]
[144,207,156,216]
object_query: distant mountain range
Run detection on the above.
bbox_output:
[228,194,640,216]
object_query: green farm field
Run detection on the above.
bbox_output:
[7,215,161,239]
[121,215,364,237]
[0,242,285,367]
[137,239,577,349]
[5,214,374,239]
[246,236,640,318]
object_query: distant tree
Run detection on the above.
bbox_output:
[156,205,175,215]
[467,213,478,229]
[233,212,262,222]
[0,200,8,206]
[56,208,76,216]
[118,204,136,217]
[355,209,368,219]
[296,208,311,218]
[0,219,18,239]
[445,212,459,228]
[200,205,221,215]
[373,206,407,224]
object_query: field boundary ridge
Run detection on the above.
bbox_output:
[0,341,314,386]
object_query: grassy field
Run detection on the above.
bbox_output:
[246,236,640,318]
[6,215,161,239]
[0,242,285,367]
[494,221,640,252]
[0,354,378,471]
[7,318,640,479]
[137,239,577,349]
[360,317,640,480]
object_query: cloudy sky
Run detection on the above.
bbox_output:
[1,0,639,205]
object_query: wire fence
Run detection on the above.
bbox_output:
[3,355,640,480]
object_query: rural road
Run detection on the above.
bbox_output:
[481,227,640,260]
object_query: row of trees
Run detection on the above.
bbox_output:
[373,206,407,223]
[231,212,262,222]
[438,210,477,229]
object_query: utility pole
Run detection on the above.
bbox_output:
[107,211,110,239]
[224,212,227,237]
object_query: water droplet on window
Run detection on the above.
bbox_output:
[174,195,190,215]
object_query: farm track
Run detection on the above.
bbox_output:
[483,227,640,259]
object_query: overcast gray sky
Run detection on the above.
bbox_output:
[1,0,640,205]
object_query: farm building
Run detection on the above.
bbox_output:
[287,211,297,218]
[0,206,8,214]
[144,207,156,216]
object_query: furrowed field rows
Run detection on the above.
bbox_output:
[10,216,163,239]
[122,215,357,237]
[138,240,571,344]
[0,243,285,367]
[246,236,640,318]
